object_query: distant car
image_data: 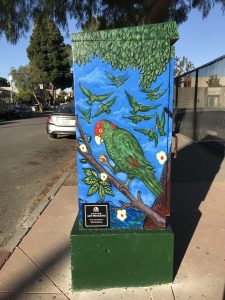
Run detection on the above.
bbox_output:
[11,105,32,119]
[46,104,76,138]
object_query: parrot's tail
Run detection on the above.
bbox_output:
[139,167,163,198]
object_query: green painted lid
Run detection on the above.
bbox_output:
[72,21,178,44]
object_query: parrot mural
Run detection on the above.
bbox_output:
[94,120,163,197]
[72,22,178,229]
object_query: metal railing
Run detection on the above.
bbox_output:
[174,55,225,147]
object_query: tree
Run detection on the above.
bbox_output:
[10,65,47,110]
[27,18,73,101]
[0,77,10,87]
[206,75,222,87]
[1,1,225,44]
[174,56,195,77]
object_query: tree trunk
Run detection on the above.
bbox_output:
[32,91,43,112]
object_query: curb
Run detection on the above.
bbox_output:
[2,170,71,254]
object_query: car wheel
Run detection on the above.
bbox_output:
[50,133,57,139]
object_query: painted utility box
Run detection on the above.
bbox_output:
[71,22,178,290]
[73,22,178,230]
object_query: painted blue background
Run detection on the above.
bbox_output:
[74,56,174,229]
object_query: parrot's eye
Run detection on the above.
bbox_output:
[99,128,103,133]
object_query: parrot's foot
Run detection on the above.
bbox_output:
[118,179,132,191]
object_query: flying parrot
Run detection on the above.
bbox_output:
[134,128,158,147]
[79,82,113,106]
[125,90,161,115]
[94,120,163,197]
[105,71,128,87]
[141,83,167,101]
[123,114,154,124]
[93,97,117,117]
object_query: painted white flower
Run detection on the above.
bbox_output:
[117,209,127,221]
[156,151,167,165]
[100,173,108,181]
[79,144,87,153]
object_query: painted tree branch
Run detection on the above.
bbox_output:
[75,116,166,227]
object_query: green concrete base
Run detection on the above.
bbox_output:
[70,218,174,291]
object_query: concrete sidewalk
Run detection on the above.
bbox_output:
[0,134,224,299]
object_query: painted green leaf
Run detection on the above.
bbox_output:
[99,184,105,200]
[82,176,98,185]
[84,168,98,178]
[78,137,83,142]
[104,187,114,196]
[88,136,92,142]
[100,181,111,187]
[88,183,99,196]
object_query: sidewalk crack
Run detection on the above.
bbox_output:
[18,246,71,300]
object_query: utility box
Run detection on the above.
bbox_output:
[71,22,178,290]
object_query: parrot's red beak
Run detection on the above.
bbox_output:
[94,120,104,145]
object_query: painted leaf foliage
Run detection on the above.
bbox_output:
[72,22,178,88]
[82,168,114,200]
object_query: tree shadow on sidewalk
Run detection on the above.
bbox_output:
[169,140,224,277]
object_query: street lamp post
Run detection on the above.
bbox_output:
[8,75,13,104]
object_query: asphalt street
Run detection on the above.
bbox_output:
[0,115,75,247]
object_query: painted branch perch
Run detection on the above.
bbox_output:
[75,116,166,228]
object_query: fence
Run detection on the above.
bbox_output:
[174,55,225,147]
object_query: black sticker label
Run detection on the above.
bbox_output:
[83,203,110,228]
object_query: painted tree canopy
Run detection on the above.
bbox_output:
[72,22,178,88]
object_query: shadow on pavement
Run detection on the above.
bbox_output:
[169,140,224,277]
[0,243,70,300]
[0,121,19,126]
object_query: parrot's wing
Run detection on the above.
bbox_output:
[79,107,86,116]
[153,131,158,147]
[125,90,137,109]
[160,111,165,128]
[118,77,128,86]
[155,112,160,126]
[105,96,117,107]
[93,108,104,117]
[79,83,92,98]
[95,92,114,102]
[112,129,147,166]
[105,71,116,82]
[143,115,154,120]
[134,128,149,135]
[115,74,126,81]
[140,104,161,112]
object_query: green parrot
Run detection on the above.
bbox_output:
[105,71,128,87]
[141,83,166,101]
[79,82,113,106]
[93,97,117,117]
[94,120,163,197]
[125,90,161,115]
[123,115,154,124]
[79,107,91,124]
[134,128,158,147]
[156,110,166,136]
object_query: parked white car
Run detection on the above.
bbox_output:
[46,104,76,138]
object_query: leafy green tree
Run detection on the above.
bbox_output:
[206,75,222,87]
[174,56,195,77]
[27,18,73,101]
[0,77,9,87]
[1,1,225,44]
[10,65,47,110]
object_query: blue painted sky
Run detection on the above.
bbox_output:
[0,4,224,79]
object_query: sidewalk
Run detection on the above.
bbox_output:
[0,134,224,300]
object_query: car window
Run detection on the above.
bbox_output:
[54,106,74,114]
